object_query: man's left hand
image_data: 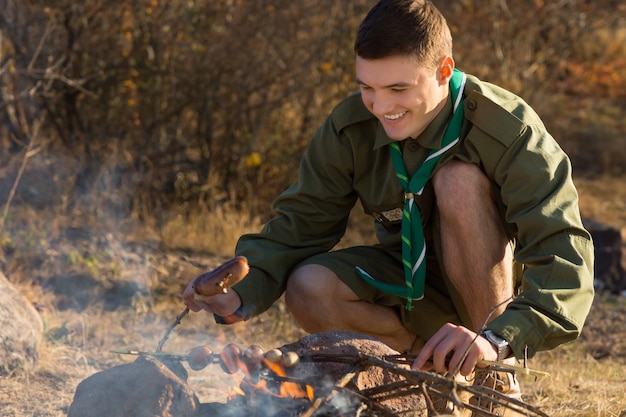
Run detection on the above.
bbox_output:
[412,323,497,376]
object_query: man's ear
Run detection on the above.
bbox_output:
[438,56,455,83]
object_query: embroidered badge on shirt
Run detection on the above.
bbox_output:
[380,208,403,222]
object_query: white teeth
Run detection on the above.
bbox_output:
[384,112,406,120]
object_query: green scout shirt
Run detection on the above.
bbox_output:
[233,73,595,360]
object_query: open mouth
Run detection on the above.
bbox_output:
[383,111,407,121]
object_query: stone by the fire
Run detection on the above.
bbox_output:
[0,271,43,374]
[67,355,199,417]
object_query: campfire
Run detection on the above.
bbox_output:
[69,331,549,417]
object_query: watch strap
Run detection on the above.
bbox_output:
[482,329,512,361]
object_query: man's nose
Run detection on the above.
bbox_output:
[371,93,393,116]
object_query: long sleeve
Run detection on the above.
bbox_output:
[233,112,361,317]
[488,123,594,358]
[454,81,595,359]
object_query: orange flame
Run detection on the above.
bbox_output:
[264,359,312,400]
[226,354,314,402]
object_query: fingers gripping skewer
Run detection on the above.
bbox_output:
[155,256,250,352]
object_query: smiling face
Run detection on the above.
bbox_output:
[356,54,453,141]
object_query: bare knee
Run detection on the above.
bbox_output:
[432,160,494,216]
[285,265,317,310]
[285,264,335,316]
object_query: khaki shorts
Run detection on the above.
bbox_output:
[296,243,471,340]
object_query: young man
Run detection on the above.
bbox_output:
[184,0,594,414]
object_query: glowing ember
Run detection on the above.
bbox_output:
[224,345,313,402]
[263,357,313,400]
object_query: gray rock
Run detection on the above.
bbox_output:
[68,355,199,417]
[0,271,44,374]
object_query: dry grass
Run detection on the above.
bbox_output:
[0,176,625,416]
[520,296,626,417]
[522,349,626,416]
[160,203,264,255]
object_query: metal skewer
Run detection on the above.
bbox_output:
[155,307,190,352]
[110,349,191,361]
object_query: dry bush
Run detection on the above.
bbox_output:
[1,0,369,220]
[1,0,624,224]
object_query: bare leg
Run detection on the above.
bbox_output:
[432,160,513,331]
[285,264,420,353]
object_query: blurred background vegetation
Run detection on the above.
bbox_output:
[0,0,625,254]
[0,5,625,415]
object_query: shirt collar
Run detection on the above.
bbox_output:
[373,94,453,150]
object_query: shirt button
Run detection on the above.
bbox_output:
[467,100,477,111]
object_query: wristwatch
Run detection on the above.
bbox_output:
[482,329,512,361]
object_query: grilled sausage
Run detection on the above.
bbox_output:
[188,345,214,371]
[242,344,265,374]
[220,343,242,374]
[192,256,250,301]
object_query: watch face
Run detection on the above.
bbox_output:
[484,330,511,360]
[485,330,507,346]
[493,334,507,346]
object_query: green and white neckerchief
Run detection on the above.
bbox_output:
[356,68,467,310]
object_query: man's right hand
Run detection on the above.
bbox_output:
[182,280,243,317]
[181,256,250,319]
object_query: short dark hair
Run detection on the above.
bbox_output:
[354,0,453,69]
